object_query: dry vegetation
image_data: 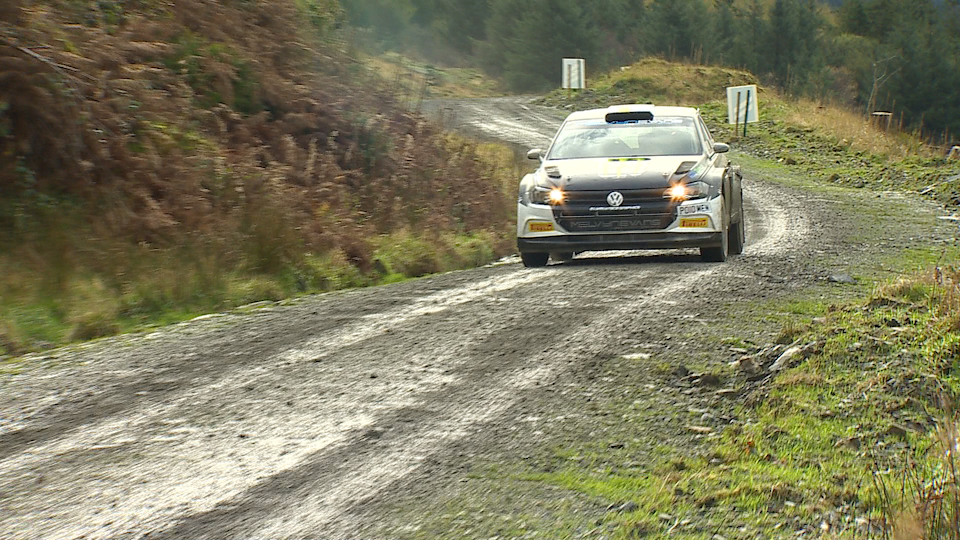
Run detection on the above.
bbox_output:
[0,0,518,355]
[783,97,939,160]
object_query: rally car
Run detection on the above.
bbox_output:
[517,104,744,267]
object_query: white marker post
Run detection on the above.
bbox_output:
[726,85,759,137]
[562,58,585,95]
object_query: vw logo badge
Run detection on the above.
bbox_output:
[607,191,624,207]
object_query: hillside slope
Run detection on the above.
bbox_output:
[0,0,516,354]
[539,57,960,212]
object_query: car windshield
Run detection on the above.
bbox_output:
[546,117,702,159]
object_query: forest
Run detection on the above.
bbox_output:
[340,0,960,140]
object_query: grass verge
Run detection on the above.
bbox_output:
[0,226,514,359]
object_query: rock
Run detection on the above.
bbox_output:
[835,436,861,450]
[658,513,673,522]
[620,501,638,512]
[885,424,908,438]
[687,425,713,434]
[699,373,721,386]
[609,442,625,449]
[904,420,926,433]
[715,388,738,397]
[770,346,802,372]
[735,356,758,375]
[828,274,857,284]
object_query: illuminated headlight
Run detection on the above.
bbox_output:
[666,181,709,201]
[678,202,712,216]
[530,186,565,205]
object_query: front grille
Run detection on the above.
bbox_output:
[561,188,667,207]
[554,189,678,232]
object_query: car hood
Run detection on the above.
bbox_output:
[541,156,702,191]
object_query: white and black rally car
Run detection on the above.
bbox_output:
[517,104,744,267]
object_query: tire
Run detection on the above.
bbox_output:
[550,252,574,262]
[728,217,745,255]
[520,252,549,267]
[700,217,729,263]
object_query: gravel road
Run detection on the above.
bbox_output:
[0,97,945,539]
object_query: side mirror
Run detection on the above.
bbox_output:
[713,142,730,154]
[527,148,543,160]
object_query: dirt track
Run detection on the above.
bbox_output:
[0,97,948,539]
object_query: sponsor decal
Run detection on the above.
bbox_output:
[606,191,624,207]
[589,205,643,212]
[687,159,709,180]
[528,221,555,233]
[566,218,664,231]
[649,118,685,125]
[680,217,709,228]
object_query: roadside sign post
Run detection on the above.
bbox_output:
[734,97,741,139]
[562,58,585,97]
[727,84,759,138]
[743,89,751,137]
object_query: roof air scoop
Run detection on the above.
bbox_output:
[605,111,654,124]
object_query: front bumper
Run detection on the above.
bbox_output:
[518,231,721,253]
[517,194,724,253]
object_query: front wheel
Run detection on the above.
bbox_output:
[728,218,745,255]
[700,220,729,263]
[520,252,549,267]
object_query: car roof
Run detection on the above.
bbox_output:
[563,104,699,122]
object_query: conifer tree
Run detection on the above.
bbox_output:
[711,0,738,65]
[647,0,708,59]
[483,0,600,91]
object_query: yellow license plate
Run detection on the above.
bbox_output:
[528,222,554,233]
[680,217,709,228]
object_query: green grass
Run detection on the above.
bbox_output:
[524,278,958,539]
[0,227,510,358]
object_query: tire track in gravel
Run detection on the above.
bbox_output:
[0,98,812,540]
[0,272,547,539]
[140,171,803,540]
[0,271,537,477]
[282,162,809,539]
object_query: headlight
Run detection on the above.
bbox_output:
[666,181,709,201]
[530,186,564,205]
